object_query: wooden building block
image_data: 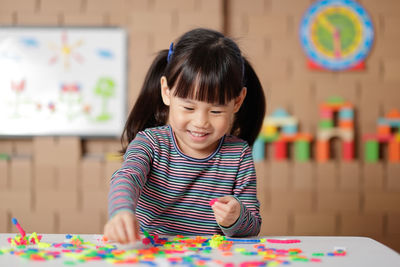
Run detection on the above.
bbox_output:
[230,0,266,16]
[104,139,122,153]
[153,0,196,12]
[0,210,8,232]
[342,141,354,161]
[362,163,384,192]
[177,12,223,34]
[388,139,400,162]
[0,160,9,190]
[83,139,106,154]
[292,162,314,191]
[10,156,32,191]
[248,15,288,37]
[200,0,223,12]
[383,59,400,82]
[387,163,400,191]
[9,210,56,234]
[359,82,381,128]
[293,213,336,235]
[338,161,360,191]
[317,192,360,212]
[57,165,78,191]
[259,190,269,213]
[270,0,311,15]
[387,213,400,236]
[260,212,290,236]
[0,140,13,154]
[0,191,31,212]
[125,0,151,12]
[339,212,384,236]
[316,140,330,162]
[33,164,57,192]
[273,140,287,160]
[270,190,313,213]
[40,0,82,13]
[15,12,60,25]
[81,156,105,190]
[258,189,270,212]
[35,191,78,213]
[56,137,82,167]
[0,12,13,24]
[362,0,400,15]
[85,0,127,13]
[13,139,33,156]
[33,137,57,166]
[364,192,400,212]
[255,161,270,211]
[58,211,102,234]
[383,16,400,37]
[316,162,338,191]
[104,161,123,190]
[129,12,173,34]
[269,161,291,190]
[63,13,105,26]
[82,190,107,213]
[0,0,36,13]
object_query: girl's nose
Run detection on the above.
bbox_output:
[193,111,209,128]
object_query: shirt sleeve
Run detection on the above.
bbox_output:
[108,131,154,219]
[220,143,262,237]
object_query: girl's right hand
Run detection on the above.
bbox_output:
[103,211,141,244]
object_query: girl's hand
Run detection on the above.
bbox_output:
[211,196,241,228]
[103,211,141,244]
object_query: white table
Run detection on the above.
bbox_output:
[0,234,399,266]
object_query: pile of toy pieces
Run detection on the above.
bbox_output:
[1,219,346,266]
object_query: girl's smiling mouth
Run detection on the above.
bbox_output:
[188,130,209,138]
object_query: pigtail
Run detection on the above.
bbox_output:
[233,58,266,146]
[120,50,169,153]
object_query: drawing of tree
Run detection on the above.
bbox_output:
[94,77,115,121]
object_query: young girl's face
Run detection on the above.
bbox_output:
[161,77,246,159]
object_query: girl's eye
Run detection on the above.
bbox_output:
[211,110,222,114]
[184,107,194,111]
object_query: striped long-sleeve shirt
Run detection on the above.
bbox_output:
[108,125,261,237]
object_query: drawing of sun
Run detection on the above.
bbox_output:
[48,31,84,70]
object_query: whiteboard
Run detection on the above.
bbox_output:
[0,27,127,137]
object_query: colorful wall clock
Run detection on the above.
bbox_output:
[300,0,374,71]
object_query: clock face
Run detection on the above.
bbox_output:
[300,0,374,70]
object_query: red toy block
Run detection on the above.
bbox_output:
[274,140,287,160]
[342,141,354,161]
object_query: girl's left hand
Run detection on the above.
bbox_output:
[211,196,241,227]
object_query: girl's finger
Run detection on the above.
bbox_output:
[107,225,118,243]
[213,205,228,219]
[115,220,128,244]
[213,201,230,213]
[122,216,135,243]
[133,219,140,240]
[216,196,231,204]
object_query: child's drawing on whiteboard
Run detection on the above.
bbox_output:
[94,77,116,122]
[48,31,84,70]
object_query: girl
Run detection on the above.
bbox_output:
[104,28,266,244]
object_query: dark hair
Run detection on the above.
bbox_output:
[121,28,266,152]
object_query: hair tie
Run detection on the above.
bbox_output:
[167,42,174,63]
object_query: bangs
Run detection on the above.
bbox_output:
[169,46,243,105]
